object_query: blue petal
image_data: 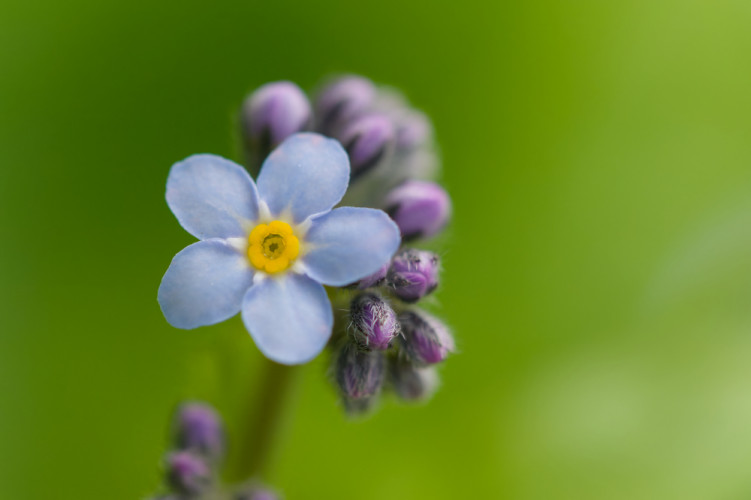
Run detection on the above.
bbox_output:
[167,154,259,239]
[303,207,401,286]
[242,273,333,365]
[257,133,349,223]
[158,240,254,329]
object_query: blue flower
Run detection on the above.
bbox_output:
[158,133,401,365]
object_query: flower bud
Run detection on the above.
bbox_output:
[241,81,311,166]
[335,342,385,399]
[342,395,377,417]
[350,293,400,350]
[398,310,454,365]
[387,249,439,303]
[173,402,225,463]
[356,262,389,289]
[338,113,395,178]
[388,357,439,401]
[165,451,211,496]
[314,75,376,134]
[385,180,451,241]
[394,110,432,152]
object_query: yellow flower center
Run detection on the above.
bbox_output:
[247,220,300,274]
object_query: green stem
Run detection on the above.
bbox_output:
[231,355,300,482]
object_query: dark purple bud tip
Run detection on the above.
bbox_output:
[174,402,225,462]
[387,249,440,303]
[357,262,389,289]
[337,113,395,178]
[350,293,400,350]
[165,451,211,496]
[242,81,311,149]
[336,342,385,399]
[398,310,454,365]
[314,75,376,134]
[385,181,451,241]
[388,357,439,402]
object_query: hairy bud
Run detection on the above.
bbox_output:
[394,110,433,152]
[398,310,454,365]
[165,451,211,496]
[388,357,439,401]
[314,75,376,134]
[385,180,451,241]
[337,113,395,178]
[242,81,311,169]
[357,262,389,289]
[350,293,400,350]
[173,402,225,463]
[388,249,440,303]
[335,342,385,399]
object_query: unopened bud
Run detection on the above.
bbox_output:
[336,342,385,399]
[342,395,377,417]
[350,293,400,350]
[388,357,439,401]
[385,180,451,241]
[357,262,389,289]
[242,81,311,167]
[394,110,432,151]
[165,451,211,496]
[338,113,395,178]
[314,76,376,134]
[387,249,439,303]
[173,402,225,463]
[398,310,454,365]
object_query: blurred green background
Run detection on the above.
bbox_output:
[3,0,751,498]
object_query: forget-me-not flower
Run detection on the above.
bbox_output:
[158,133,401,365]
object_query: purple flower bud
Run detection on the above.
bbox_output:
[314,75,376,134]
[357,262,389,289]
[394,110,432,151]
[387,249,440,303]
[336,342,385,399]
[241,81,311,166]
[337,113,395,178]
[388,357,439,401]
[398,310,454,365]
[174,402,225,462]
[385,181,451,241]
[350,293,400,350]
[342,395,377,416]
[165,451,211,496]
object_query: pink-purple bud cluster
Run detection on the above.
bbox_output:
[240,75,454,416]
[150,402,279,500]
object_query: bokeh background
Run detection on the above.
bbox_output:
[3,0,751,498]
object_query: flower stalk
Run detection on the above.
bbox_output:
[230,355,300,482]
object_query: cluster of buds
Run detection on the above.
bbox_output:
[149,402,279,500]
[242,75,453,415]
